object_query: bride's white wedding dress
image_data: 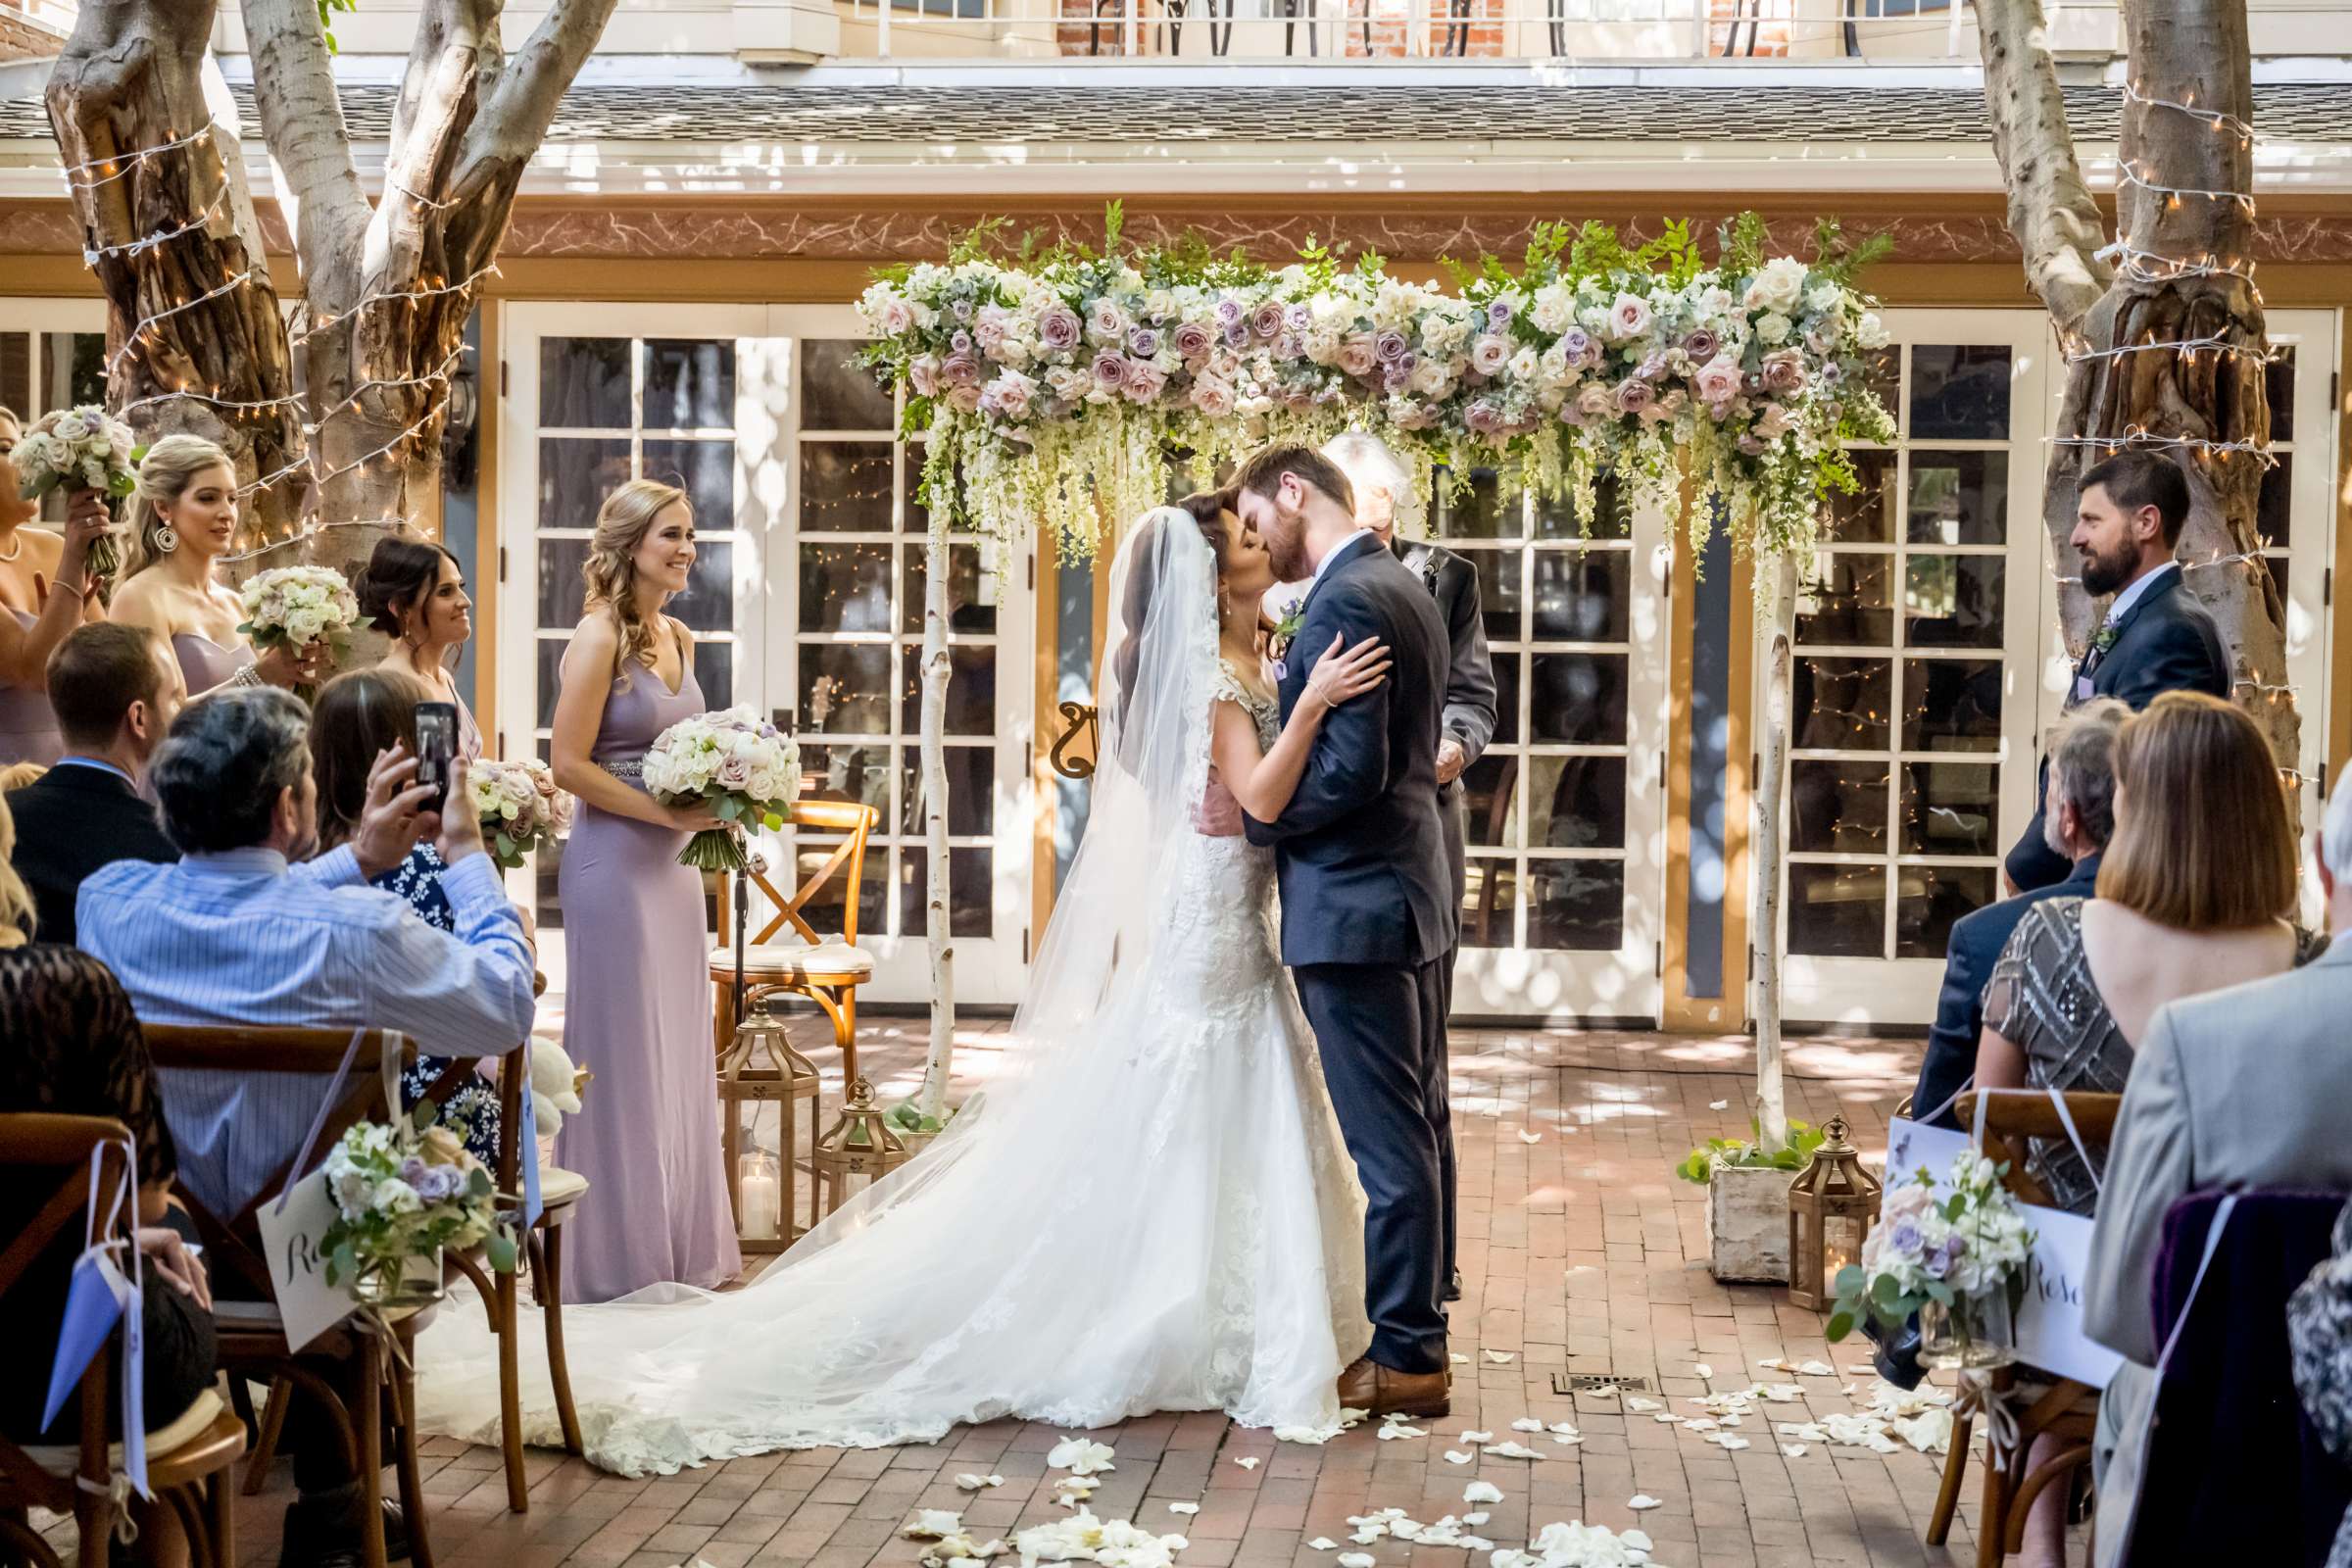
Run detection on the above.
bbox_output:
[415,513,1371,1475]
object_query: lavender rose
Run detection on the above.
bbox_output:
[1487,298,1515,330]
[1561,328,1595,368]
[1612,377,1655,416]
[941,353,982,388]
[1091,350,1127,389]
[1215,296,1246,326]
[1038,307,1083,353]
[1691,353,1743,408]
[1375,329,1410,364]
[1120,359,1166,402]
[1338,334,1378,378]
[1464,400,1506,436]
[1171,320,1214,361]
[1128,326,1160,360]
[1682,327,1720,362]
[1761,349,1807,395]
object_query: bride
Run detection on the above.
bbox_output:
[416,495,1395,1473]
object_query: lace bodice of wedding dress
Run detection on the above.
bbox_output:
[414,662,1370,1475]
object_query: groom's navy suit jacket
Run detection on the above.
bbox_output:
[1246,533,1457,969]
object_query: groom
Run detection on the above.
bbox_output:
[1235,444,1457,1419]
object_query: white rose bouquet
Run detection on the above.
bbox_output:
[237,564,361,671]
[642,703,802,871]
[10,403,140,593]
[318,1108,517,1305]
[468,756,574,871]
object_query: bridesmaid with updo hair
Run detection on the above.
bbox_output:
[357,534,481,759]
[109,434,322,698]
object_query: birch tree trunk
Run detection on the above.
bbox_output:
[45,0,307,547]
[1978,0,2292,784]
[1750,552,1796,1152]
[916,528,957,1118]
[48,0,617,580]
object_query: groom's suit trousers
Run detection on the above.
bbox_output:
[1296,956,1453,1376]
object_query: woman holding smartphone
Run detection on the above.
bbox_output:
[547,479,739,1302]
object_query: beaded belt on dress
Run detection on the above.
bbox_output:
[605,757,646,782]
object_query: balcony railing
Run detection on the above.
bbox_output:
[841,0,2022,63]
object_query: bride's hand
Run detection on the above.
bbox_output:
[1303,633,1392,712]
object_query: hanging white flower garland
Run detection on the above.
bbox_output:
[858,216,1896,576]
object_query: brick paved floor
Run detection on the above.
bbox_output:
[180,1020,2044,1568]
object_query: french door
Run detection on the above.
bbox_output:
[0,300,109,526]
[1772,309,2055,1025]
[497,303,1035,1005]
[1441,470,1671,1023]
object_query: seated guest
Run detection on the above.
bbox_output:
[2084,755,2352,1568]
[310,665,505,1163]
[3,622,184,945]
[1911,698,2129,1129]
[1980,690,2314,1216]
[0,797,217,1560]
[78,688,533,1568]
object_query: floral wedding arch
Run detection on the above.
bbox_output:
[858,211,1895,1136]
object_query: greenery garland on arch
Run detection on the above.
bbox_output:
[858,209,1896,567]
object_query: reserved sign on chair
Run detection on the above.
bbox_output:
[258,1166,348,1352]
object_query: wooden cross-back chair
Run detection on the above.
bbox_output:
[139,1025,435,1568]
[1927,1089,2125,1568]
[0,1114,246,1568]
[710,799,881,1084]
[414,1031,587,1513]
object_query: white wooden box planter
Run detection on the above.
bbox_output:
[1706,1161,1793,1284]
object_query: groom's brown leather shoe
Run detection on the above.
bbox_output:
[1338,1356,1450,1420]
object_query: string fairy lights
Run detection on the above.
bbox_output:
[2120,81,2256,147]
[62,111,495,559]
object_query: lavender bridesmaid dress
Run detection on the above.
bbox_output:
[0,609,63,765]
[171,632,253,697]
[556,653,742,1301]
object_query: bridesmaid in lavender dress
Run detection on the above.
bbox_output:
[549,478,741,1302]
[0,407,111,766]
[359,536,484,759]
[108,435,322,703]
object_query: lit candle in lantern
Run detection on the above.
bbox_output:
[739,1151,781,1241]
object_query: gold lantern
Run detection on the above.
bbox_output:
[717,1009,821,1252]
[1787,1115,1882,1311]
[813,1076,910,1218]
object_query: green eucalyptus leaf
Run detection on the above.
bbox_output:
[1825,1311,1855,1343]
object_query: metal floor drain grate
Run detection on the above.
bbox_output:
[1552,1373,1650,1394]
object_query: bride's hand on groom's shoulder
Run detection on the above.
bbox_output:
[1304,633,1393,712]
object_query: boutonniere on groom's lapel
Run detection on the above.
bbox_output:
[1267,601,1307,680]
[2089,622,2121,657]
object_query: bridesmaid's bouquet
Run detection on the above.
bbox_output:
[643,704,802,872]
[468,757,574,870]
[10,404,139,595]
[238,564,361,662]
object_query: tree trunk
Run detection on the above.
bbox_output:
[916,529,957,1118]
[45,0,307,550]
[1978,0,2291,786]
[1750,552,1796,1152]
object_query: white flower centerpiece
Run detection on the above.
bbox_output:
[319,1108,516,1308]
[1825,1152,2035,1369]
[468,757,574,871]
[642,704,802,872]
[237,564,361,688]
[9,404,141,596]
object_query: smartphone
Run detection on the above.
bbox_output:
[415,702,458,814]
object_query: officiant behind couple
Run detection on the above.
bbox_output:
[416,442,1461,1471]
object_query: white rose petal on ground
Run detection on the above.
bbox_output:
[1463,1481,1505,1504]
[1628,1494,1663,1510]
[1485,1350,1516,1364]
[1693,1363,1715,1380]
[1233,1455,1260,1469]
[1708,1100,1729,1110]
[1047,1437,1117,1475]
[1376,1422,1427,1441]
[1450,1353,1472,1364]
[1756,1356,1789,1372]
[1782,1444,1808,1458]
[1167,1503,1200,1515]
[1460,1430,1494,1443]
[1306,1540,1338,1552]
[1796,1359,1837,1376]
[1482,1443,1546,1460]
[1444,1450,1473,1464]
[1462,1512,1490,1526]
[1623,1397,1662,1413]
[1518,1130,1543,1144]
[955,1475,1004,1491]
[1338,1555,1376,1568]
[1653,1413,1681,1424]
[1510,1418,1546,1433]
[904,1510,964,1540]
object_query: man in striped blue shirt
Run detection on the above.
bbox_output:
[79,688,536,1568]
